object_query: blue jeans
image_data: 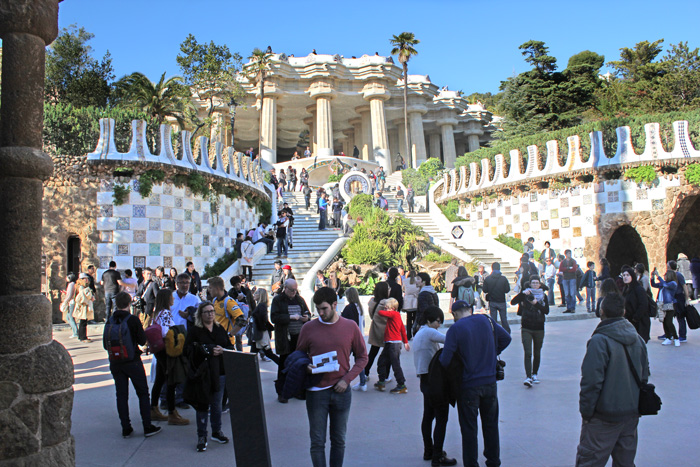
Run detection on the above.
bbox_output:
[306,387,352,467]
[586,287,596,312]
[67,301,78,337]
[110,358,152,431]
[546,278,555,306]
[563,279,577,311]
[488,302,510,334]
[196,375,225,438]
[104,292,117,321]
[456,383,500,467]
[397,199,405,213]
[319,209,327,230]
[358,370,366,386]
[276,235,288,257]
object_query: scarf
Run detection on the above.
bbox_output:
[526,287,545,302]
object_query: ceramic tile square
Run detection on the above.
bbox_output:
[185,209,192,221]
[132,230,146,243]
[583,194,592,205]
[117,244,129,256]
[99,256,112,269]
[514,232,521,239]
[608,191,619,202]
[572,206,581,216]
[505,206,511,215]
[636,189,648,200]
[561,217,570,228]
[514,214,520,223]
[163,184,173,195]
[202,235,210,247]
[531,212,539,221]
[218,237,224,247]
[512,197,519,205]
[586,216,594,224]
[652,199,664,210]
[478,229,484,237]
[100,231,113,243]
[100,179,114,191]
[549,191,559,199]
[162,206,172,219]
[560,197,570,208]
[573,227,582,237]
[231,238,236,248]
[185,187,192,197]
[623,202,633,212]
[149,218,161,231]
[116,217,130,230]
[528,193,536,202]
[162,231,173,244]
[203,212,210,224]
[489,209,496,217]
[132,179,141,192]
[551,209,559,219]
[194,200,201,211]
[571,187,580,196]
[194,246,202,256]
[596,204,606,214]
[506,225,513,234]
[541,220,549,230]
[149,194,161,206]
[522,222,530,232]
[172,220,183,232]
[100,205,113,217]
[163,256,172,268]
[484,218,489,227]
[522,204,529,213]
[193,223,200,234]
[551,229,560,239]
[175,244,183,256]
[497,217,504,226]
[175,197,183,208]
[133,205,146,218]
[133,256,146,268]
[477,212,482,220]
[149,243,161,256]
[185,233,193,245]
[539,200,548,210]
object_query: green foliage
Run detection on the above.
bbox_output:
[356,275,380,295]
[439,200,465,222]
[202,249,238,279]
[42,103,160,157]
[112,183,131,206]
[264,171,272,183]
[327,173,343,183]
[495,234,523,253]
[418,157,445,178]
[684,164,700,186]
[347,193,375,220]
[113,72,191,127]
[422,252,454,263]
[45,24,114,108]
[113,167,133,177]
[255,199,272,224]
[402,168,428,196]
[137,169,166,198]
[343,239,392,266]
[624,165,657,184]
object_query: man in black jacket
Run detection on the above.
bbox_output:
[105,292,162,438]
[386,267,404,311]
[270,279,311,402]
[185,262,202,296]
[482,262,511,334]
[136,267,159,317]
[415,272,439,336]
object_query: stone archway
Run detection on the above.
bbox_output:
[606,225,649,277]
[667,195,700,261]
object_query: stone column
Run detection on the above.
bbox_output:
[0,1,76,465]
[439,119,458,168]
[349,118,362,158]
[309,81,334,158]
[259,95,277,165]
[467,133,481,152]
[429,133,441,160]
[397,123,408,162]
[356,106,372,161]
[455,139,466,158]
[362,81,392,173]
[408,110,427,167]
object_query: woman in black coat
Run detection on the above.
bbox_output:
[511,275,549,387]
[251,288,280,364]
[620,266,650,342]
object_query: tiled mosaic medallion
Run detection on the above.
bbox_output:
[117,244,129,256]
[163,231,173,244]
[541,220,549,230]
[194,246,201,256]
[203,213,210,224]
[608,191,619,203]
[116,217,130,230]
[505,206,511,215]
[149,218,161,231]
[185,209,192,221]
[561,217,570,228]
[163,184,172,195]
[163,256,173,268]
[573,227,582,237]
[185,233,192,245]
[149,194,161,206]
[583,194,592,205]
[551,209,559,219]
[572,206,581,216]
[133,205,146,218]
[596,204,606,214]
[100,205,113,217]
[163,207,172,219]
[560,197,569,208]
[637,190,648,200]
[174,220,183,232]
[133,256,146,268]
[99,256,112,269]
[100,231,113,243]
[195,200,201,211]
[174,197,183,208]
[531,212,538,221]
[133,230,147,243]
[551,229,560,239]
[149,244,160,256]
[523,222,530,232]
[175,244,183,256]
[652,199,664,210]
[203,235,210,246]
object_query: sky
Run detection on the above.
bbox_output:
[52,0,700,95]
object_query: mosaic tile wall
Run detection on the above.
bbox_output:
[95,179,259,275]
[459,177,680,260]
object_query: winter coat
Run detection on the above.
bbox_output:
[367,298,389,348]
[240,240,255,267]
[386,279,403,311]
[579,317,649,422]
[402,280,420,311]
[482,271,510,303]
[623,284,650,343]
[689,258,700,289]
[281,350,322,400]
[251,302,274,341]
[270,292,310,355]
[511,291,549,331]
[73,284,94,321]
[444,265,459,292]
[651,276,677,305]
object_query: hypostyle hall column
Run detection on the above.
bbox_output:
[408,110,427,167]
[362,81,391,174]
[429,133,441,160]
[439,119,458,168]
[309,81,334,158]
[259,93,278,165]
[0,1,76,465]
[467,134,481,152]
[356,106,372,161]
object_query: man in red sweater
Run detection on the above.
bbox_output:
[374,298,410,394]
[297,287,368,467]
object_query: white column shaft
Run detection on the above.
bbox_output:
[369,98,391,173]
[316,96,333,157]
[409,112,427,167]
[441,124,457,168]
[429,133,441,160]
[360,110,372,161]
[260,96,277,165]
[468,134,480,152]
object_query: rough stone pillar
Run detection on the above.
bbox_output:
[429,133,441,161]
[439,120,458,168]
[357,106,372,161]
[0,1,76,465]
[408,111,427,167]
[467,133,481,152]
[260,95,277,165]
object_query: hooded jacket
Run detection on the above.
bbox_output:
[579,317,649,422]
[482,270,510,303]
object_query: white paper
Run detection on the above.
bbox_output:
[311,351,339,374]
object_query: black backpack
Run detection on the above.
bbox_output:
[427,348,461,407]
[103,315,136,363]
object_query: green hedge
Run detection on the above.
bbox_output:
[456,109,700,174]
[438,199,465,222]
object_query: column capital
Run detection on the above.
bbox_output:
[463,128,484,136]
[354,105,371,115]
[361,82,391,101]
[0,0,59,44]
[437,118,458,128]
[407,105,429,115]
[348,117,362,126]
[308,80,335,99]
[303,116,314,126]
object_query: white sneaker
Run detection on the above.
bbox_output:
[385,376,392,382]
[674,339,681,347]
[662,338,673,346]
[524,378,533,388]
[358,384,367,392]
[531,374,540,384]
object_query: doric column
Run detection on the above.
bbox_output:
[305,104,317,156]
[356,106,372,161]
[429,133,441,160]
[349,118,362,158]
[468,134,480,152]
[259,94,278,165]
[0,1,76,464]
[439,119,458,168]
[362,81,391,174]
[456,139,466,158]
[342,128,354,156]
[398,123,408,162]
[309,81,334,158]
[408,110,427,167]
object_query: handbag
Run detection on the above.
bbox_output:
[487,316,506,381]
[145,311,165,353]
[622,345,661,416]
[685,303,700,330]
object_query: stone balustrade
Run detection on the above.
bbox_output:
[88,118,268,198]
[437,120,700,202]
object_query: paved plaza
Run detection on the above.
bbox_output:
[62,314,695,467]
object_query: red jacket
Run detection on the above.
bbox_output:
[377,309,408,343]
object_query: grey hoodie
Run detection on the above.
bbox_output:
[579,317,650,422]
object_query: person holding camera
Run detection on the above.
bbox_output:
[511,275,550,388]
[439,300,511,467]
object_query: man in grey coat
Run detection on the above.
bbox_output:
[576,293,650,467]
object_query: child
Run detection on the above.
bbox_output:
[580,261,597,313]
[374,298,410,394]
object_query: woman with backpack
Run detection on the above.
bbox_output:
[621,266,650,343]
[450,266,475,308]
[150,288,190,426]
[511,275,550,388]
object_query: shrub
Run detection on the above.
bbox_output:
[402,167,429,196]
[112,183,131,206]
[685,164,700,186]
[342,239,392,265]
[624,165,657,184]
[422,252,454,263]
[138,169,166,198]
[328,173,343,183]
[347,193,374,220]
[202,249,238,279]
[418,157,444,178]
[495,234,523,253]
[438,199,465,222]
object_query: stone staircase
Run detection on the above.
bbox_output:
[251,191,343,291]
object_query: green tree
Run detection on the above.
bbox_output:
[390,32,420,168]
[176,34,243,138]
[654,42,700,110]
[114,71,191,127]
[243,48,273,159]
[519,40,557,74]
[608,39,665,82]
[45,24,114,108]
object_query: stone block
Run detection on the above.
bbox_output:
[0,340,73,394]
[1,436,75,467]
[146,230,163,244]
[12,396,40,434]
[130,217,148,231]
[146,205,163,219]
[0,410,39,460]
[96,243,115,257]
[0,382,20,410]
[0,295,52,354]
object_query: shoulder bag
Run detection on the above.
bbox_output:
[487,316,506,380]
[622,345,661,415]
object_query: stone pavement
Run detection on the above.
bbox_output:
[61,315,696,467]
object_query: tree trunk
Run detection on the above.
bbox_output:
[403,62,410,169]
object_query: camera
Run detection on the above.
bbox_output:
[496,359,506,381]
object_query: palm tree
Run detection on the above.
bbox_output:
[390,32,420,168]
[114,71,191,127]
[243,48,273,160]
